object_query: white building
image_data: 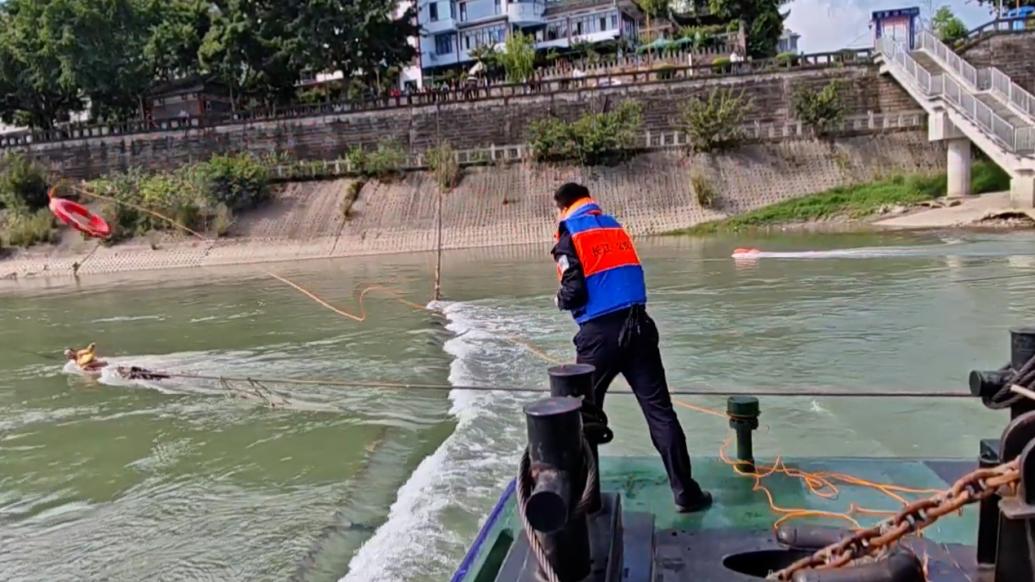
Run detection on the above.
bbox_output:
[417,0,642,79]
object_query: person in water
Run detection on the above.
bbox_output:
[550,182,712,513]
[64,343,107,371]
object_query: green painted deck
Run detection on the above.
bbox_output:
[456,456,980,581]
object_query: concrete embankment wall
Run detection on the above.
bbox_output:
[12,66,915,180]
[3,131,946,277]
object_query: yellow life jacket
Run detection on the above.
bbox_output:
[75,343,97,367]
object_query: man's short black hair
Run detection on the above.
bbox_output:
[554,182,590,209]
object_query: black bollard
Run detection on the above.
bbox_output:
[969,327,1035,418]
[523,397,591,581]
[995,412,1035,581]
[548,363,595,401]
[548,364,605,513]
[728,396,760,474]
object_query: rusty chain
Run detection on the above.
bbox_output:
[768,459,1021,581]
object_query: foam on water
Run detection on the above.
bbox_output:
[342,301,541,582]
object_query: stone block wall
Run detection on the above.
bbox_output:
[12,65,916,180]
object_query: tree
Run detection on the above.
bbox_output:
[0,0,84,129]
[933,6,968,45]
[499,32,535,83]
[43,0,158,122]
[200,0,416,109]
[145,0,213,82]
[708,0,787,59]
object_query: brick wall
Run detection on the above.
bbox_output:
[961,30,1035,93]
[11,65,917,179]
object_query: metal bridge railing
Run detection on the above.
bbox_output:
[918,27,1035,123]
[876,36,1033,153]
[918,30,980,88]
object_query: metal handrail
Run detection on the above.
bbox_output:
[876,36,1032,152]
[918,27,1035,123]
[918,29,979,88]
[989,67,1035,120]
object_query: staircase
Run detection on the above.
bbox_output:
[875,28,1035,205]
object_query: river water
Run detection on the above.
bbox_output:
[2,230,1034,581]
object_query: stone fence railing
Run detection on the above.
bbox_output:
[0,48,873,151]
[535,43,733,80]
[269,110,925,182]
[958,16,1035,50]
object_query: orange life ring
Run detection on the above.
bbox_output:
[48,197,111,239]
[732,247,760,255]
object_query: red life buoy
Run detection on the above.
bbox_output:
[732,247,760,256]
[48,197,111,239]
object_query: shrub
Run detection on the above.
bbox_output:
[210,203,235,236]
[88,154,272,241]
[711,57,732,75]
[0,154,50,211]
[775,51,799,67]
[570,101,643,165]
[529,101,643,165]
[529,118,578,162]
[680,89,751,153]
[194,153,271,211]
[425,142,461,191]
[691,172,717,208]
[793,80,844,136]
[343,180,365,219]
[3,208,56,247]
[346,142,407,180]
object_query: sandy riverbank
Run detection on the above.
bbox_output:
[0,134,947,282]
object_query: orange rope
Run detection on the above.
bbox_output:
[676,399,941,532]
[68,181,941,533]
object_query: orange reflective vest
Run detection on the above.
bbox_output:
[557,198,646,323]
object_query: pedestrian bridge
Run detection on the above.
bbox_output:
[875,29,1035,206]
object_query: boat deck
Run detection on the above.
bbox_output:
[454,456,982,581]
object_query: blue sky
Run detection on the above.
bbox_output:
[785,1,1001,52]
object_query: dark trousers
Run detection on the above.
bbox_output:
[574,307,703,506]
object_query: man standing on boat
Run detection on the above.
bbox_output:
[551,182,712,513]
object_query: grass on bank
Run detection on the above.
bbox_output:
[676,160,1010,235]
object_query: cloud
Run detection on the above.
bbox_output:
[784,0,998,53]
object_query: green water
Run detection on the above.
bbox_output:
[2,231,1033,581]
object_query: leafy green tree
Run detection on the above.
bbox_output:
[0,0,83,129]
[708,0,787,59]
[933,6,968,45]
[499,32,535,83]
[146,0,213,82]
[638,0,670,55]
[44,0,157,122]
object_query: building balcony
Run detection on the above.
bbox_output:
[423,17,458,34]
[508,1,545,26]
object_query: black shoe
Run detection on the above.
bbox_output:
[676,491,713,513]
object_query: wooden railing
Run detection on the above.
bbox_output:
[268,110,925,182]
[0,48,874,150]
